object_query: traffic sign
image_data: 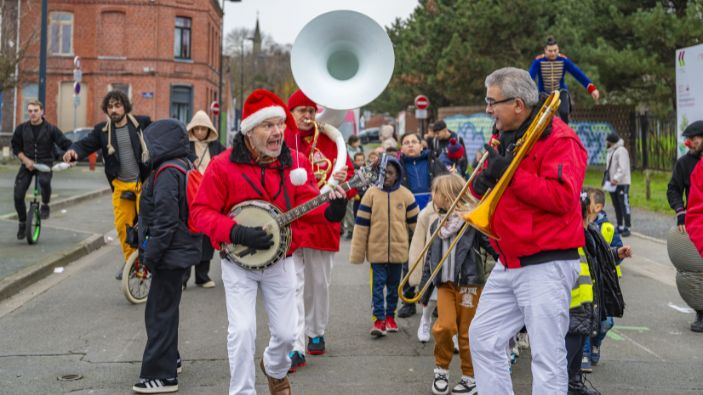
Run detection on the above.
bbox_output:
[210,101,220,117]
[73,95,80,108]
[73,69,82,82]
[415,109,428,120]
[74,81,80,95]
[73,56,81,69]
[415,94,429,110]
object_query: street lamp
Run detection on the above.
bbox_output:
[218,0,242,136]
[239,36,255,129]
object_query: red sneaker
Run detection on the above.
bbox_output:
[385,316,399,332]
[370,319,386,337]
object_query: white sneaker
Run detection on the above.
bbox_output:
[433,367,450,395]
[517,332,529,349]
[452,334,460,353]
[452,375,477,394]
[417,315,431,343]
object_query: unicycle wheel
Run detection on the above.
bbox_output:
[121,251,151,304]
[26,203,41,245]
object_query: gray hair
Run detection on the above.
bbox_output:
[485,67,539,108]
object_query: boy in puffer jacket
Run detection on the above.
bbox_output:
[350,155,419,337]
[133,119,202,394]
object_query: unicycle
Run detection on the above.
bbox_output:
[25,177,41,245]
[24,163,70,245]
[121,250,151,304]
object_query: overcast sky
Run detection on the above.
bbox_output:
[222,1,420,46]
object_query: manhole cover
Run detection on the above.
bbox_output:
[57,374,83,381]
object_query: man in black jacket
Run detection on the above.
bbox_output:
[11,100,72,238]
[63,91,150,278]
[668,121,703,233]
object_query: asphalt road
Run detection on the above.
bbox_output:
[1,227,702,394]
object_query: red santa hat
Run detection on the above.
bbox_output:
[240,89,295,135]
[287,89,317,111]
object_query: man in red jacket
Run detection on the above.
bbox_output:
[467,67,587,394]
[283,90,355,372]
[190,89,347,395]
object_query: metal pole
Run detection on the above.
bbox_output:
[38,0,48,106]
[239,39,243,124]
[217,0,224,136]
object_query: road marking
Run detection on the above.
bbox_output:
[615,325,650,333]
[668,302,695,314]
[608,329,666,362]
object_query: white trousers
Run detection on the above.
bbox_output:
[293,248,334,353]
[221,257,297,395]
[469,259,580,395]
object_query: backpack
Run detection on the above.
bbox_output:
[153,158,203,233]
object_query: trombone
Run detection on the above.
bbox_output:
[398,91,561,304]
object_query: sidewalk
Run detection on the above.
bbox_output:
[0,191,115,301]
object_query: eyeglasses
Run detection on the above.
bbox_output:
[484,97,516,107]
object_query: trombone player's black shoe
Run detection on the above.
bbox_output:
[397,302,416,318]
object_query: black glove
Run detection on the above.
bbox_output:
[677,210,686,226]
[484,144,511,182]
[325,196,347,222]
[472,172,495,196]
[230,225,274,250]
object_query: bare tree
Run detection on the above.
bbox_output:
[0,0,37,93]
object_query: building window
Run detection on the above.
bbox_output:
[21,84,38,122]
[109,83,131,98]
[174,17,192,60]
[49,12,73,55]
[170,85,192,124]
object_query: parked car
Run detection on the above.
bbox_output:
[57,128,103,164]
[358,127,380,144]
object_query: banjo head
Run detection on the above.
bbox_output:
[221,200,291,270]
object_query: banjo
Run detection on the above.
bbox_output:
[221,163,379,270]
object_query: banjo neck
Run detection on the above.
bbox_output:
[278,180,353,226]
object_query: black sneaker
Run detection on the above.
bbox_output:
[17,222,26,240]
[288,351,306,373]
[307,336,326,355]
[452,375,477,394]
[397,303,416,318]
[691,311,703,333]
[40,204,50,220]
[132,377,178,394]
[620,228,631,237]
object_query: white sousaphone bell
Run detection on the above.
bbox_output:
[291,10,395,194]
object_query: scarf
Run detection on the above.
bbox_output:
[439,213,464,239]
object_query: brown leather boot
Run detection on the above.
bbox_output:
[260,358,291,395]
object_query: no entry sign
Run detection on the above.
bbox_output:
[414,95,429,110]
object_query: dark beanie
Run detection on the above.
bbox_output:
[606,133,619,143]
[682,121,703,138]
[432,120,447,132]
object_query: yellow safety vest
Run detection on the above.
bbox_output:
[571,249,594,309]
[600,222,622,278]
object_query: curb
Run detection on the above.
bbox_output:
[0,187,111,220]
[0,233,105,302]
[631,231,667,245]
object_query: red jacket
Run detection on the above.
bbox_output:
[190,133,326,255]
[685,160,703,255]
[284,126,355,252]
[470,116,587,268]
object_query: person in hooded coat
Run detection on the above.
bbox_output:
[133,119,202,394]
[182,110,225,289]
[350,156,419,337]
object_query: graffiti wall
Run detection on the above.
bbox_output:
[444,113,617,166]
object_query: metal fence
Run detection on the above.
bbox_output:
[633,112,678,172]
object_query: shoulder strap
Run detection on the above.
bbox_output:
[153,159,191,223]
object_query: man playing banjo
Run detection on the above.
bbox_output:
[190,89,347,395]
[283,89,355,372]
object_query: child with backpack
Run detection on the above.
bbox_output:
[182,111,225,289]
[582,187,632,372]
[132,119,202,394]
[350,155,419,336]
[420,174,497,395]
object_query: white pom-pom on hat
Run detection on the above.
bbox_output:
[290,167,307,186]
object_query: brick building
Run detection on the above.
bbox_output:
[8,0,224,141]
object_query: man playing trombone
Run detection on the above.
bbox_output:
[467,67,588,394]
